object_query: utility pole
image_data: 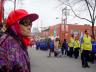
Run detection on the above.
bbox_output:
[62,6,69,31]
[14,0,16,10]
[64,6,67,25]
[40,18,43,32]
[61,6,69,40]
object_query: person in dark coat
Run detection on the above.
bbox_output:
[61,39,68,56]
[48,39,54,57]
[36,40,40,50]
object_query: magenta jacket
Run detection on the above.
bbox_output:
[0,33,30,72]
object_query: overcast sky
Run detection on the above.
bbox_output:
[4,0,90,29]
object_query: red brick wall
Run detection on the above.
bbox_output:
[49,26,54,36]
[49,24,96,42]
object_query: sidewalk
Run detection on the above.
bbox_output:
[28,47,96,72]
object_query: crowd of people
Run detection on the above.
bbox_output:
[45,30,95,68]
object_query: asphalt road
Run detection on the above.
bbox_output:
[28,47,96,72]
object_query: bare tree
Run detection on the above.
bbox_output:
[57,0,96,40]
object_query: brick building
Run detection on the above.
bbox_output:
[40,27,50,38]
[49,24,96,43]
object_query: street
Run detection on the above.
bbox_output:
[28,47,96,72]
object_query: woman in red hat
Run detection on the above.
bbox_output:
[0,9,39,72]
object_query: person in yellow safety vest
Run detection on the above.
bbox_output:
[68,34,75,57]
[73,36,80,59]
[81,30,92,68]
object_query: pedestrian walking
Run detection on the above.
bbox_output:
[36,40,40,50]
[68,34,75,57]
[0,9,39,72]
[61,39,68,56]
[73,36,80,59]
[48,39,54,57]
[81,30,92,68]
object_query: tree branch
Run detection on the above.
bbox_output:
[94,15,96,24]
[95,15,96,19]
[57,0,92,23]
[87,1,94,11]
[84,0,93,21]
[93,0,96,20]
[68,4,92,23]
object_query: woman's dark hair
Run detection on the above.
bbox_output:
[55,38,60,41]
[0,23,3,28]
[64,39,66,42]
[85,29,88,33]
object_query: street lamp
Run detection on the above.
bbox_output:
[62,6,70,32]
[14,0,16,10]
[61,6,70,40]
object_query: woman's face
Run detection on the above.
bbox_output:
[19,18,32,37]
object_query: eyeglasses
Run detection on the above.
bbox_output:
[19,19,32,26]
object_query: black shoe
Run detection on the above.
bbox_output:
[82,65,86,68]
[74,57,78,59]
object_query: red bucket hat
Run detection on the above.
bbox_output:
[6,9,39,27]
